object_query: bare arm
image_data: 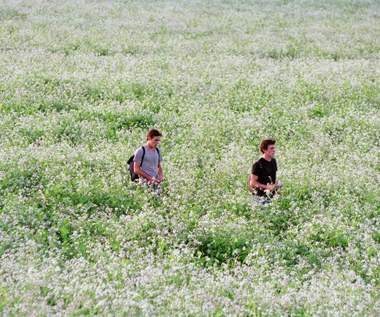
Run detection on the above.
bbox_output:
[249,174,276,191]
[157,162,163,183]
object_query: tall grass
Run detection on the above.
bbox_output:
[0,0,379,315]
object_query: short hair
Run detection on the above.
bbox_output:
[147,128,162,140]
[260,139,276,153]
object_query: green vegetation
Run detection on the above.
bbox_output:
[0,0,379,315]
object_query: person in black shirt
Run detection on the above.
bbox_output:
[249,139,280,204]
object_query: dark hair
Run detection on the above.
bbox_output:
[260,139,276,153]
[147,128,162,140]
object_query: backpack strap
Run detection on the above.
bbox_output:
[156,147,161,166]
[140,146,146,167]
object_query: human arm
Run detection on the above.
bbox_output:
[249,174,276,192]
[156,162,164,183]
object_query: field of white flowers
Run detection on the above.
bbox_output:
[0,0,379,315]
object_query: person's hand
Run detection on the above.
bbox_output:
[157,176,164,183]
[267,184,276,192]
[150,177,158,185]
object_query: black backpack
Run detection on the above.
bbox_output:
[127,146,160,182]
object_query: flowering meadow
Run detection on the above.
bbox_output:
[0,0,379,316]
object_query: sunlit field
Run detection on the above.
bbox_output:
[0,0,379,315]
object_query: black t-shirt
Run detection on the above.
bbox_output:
[251,157,277,196]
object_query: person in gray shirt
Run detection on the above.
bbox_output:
[133,129,163,186]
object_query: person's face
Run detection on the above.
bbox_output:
[148,136,161,147]
[264,144,276,158]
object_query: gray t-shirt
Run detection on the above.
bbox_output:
[133,146,162,178]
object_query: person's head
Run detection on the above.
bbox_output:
[260,139,276,158]
[146,128,162,147]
